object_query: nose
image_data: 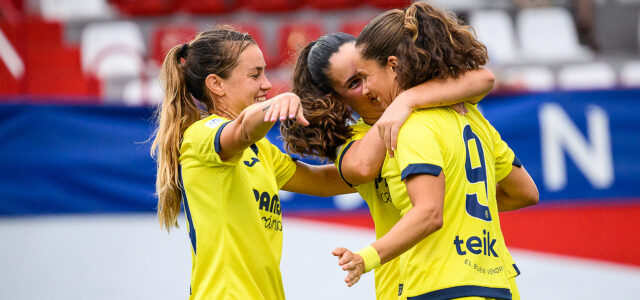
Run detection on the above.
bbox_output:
[261,76,272,91]
[361,81,370,96]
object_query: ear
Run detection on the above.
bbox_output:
[386,56,398,72]
[205,74,225,97]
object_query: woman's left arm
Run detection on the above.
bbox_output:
[379,68,495,156]
[282,161,356,197]
[332,172,445,286]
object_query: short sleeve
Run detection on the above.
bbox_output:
[180,116,241,166]
[264,141,297,189]
[334,121,371,187]
[491,124,517,182]
[396,113,444,181]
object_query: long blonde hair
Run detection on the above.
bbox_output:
[151,29,255,231]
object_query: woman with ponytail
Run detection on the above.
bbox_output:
[331,2,538,299]
[150,28,353,300]
[281,32,497,299]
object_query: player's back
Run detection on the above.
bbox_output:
[381,104,515,299]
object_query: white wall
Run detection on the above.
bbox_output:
[1,214,639,299]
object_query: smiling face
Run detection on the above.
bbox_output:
[219,44,272,115]
[325,42,385,123]
[353,48,398,109]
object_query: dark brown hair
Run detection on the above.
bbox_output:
[356,2,487,90]
[151,27,255,231]
[280,33,356,161]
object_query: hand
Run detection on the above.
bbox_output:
[375,98,413,158]
[332,247,365,287]
[263,92,310,126]
[450,103,468,116]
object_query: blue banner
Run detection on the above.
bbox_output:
[1,89,639,216]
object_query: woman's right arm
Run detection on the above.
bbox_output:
[217,93,308,161]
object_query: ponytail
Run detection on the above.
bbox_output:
[357,2,488,90]
[281,39,354,161]
[151,44,202,231]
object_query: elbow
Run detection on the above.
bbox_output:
[354,163,379,182]
[481,68,496,90]
[526,187,540,207]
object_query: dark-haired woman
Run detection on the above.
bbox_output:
[332,3,539,300]
[150,28,354,300]
[280,32,497,299]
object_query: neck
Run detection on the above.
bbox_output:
[362,116,378,126]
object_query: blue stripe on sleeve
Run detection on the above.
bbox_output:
[513,263,521,276]
[213,121,231,153]
[337,141,355,187]
[400,163,442,181]
[512,156,522,168]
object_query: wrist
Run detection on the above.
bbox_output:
[355,245,381,273]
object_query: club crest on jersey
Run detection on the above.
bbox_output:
[453,230,498,257]
[204,118,225,129]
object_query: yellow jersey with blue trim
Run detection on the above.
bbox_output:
[335,119,403,300]
[381,103,519,299]
[179,114,297,300]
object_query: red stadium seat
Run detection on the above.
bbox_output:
[109,0,177,16]
[369,0,408,9]
[266,76,291,99]
[275,22,324,67]
[305,0,356,10]
[339,20,369,37]
[0,21,25,96]
[226,23,276,65]
[182,0,238,14]
[239,0,302,13]
[151,24,198,66]
[23,19,100,100]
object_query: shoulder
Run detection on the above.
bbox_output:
[183,115,230,142]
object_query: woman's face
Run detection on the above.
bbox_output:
[353,49,397,109]
[219,44,272,114]
[326,42,384,122]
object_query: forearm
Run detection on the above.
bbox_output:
[239,100,277,144]
[397,67,495,109]
[371,206,442,264]
[341,124,386,185]
[283,162,355,197]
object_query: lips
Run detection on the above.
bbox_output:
[254,96,266,102]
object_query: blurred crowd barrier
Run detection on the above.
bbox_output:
[2,0,640,104]
[1,89,639,265]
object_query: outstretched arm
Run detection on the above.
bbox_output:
[339,68,495,185]
[282,161,356,197]
[379,68,495,156]
[218,93,308,161]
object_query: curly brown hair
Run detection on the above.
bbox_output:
[356,2,487,90]
[280,34,356,161]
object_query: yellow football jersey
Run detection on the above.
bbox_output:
[179,114,297,300]
[381,104,518,299]
[335,119,403,300]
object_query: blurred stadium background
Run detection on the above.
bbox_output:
[1,0,640,299]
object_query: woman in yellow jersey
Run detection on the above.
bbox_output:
[332,2,539,300]
[281,33,496,300]
[150,28,355,300]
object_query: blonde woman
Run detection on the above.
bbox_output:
[150,28,352,300]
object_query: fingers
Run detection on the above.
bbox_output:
[295,104,309,126]
[263,102,276,122]
[390,124,399,156]
[383,125,394,157]
[345,270,362,287]
[332,247,347,257]
[267,100,281,122]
